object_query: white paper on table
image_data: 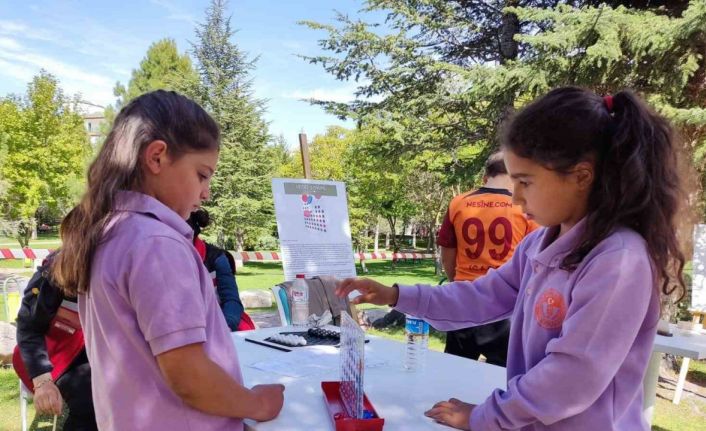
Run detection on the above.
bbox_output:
[247,345,388,378]
[248,359,330,378]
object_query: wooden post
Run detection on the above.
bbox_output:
[299,133,312,179]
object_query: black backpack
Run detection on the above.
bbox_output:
[203,243,236,275]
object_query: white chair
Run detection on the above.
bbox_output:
[2,276,28,322]
[270,285,291,326]
[20,379,31,431]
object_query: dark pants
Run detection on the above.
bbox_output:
[56,351,98,431]
[444,319,511,367]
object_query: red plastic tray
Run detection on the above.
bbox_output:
[321,381,385,431]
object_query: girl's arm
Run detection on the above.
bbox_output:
[213,253,244,330]
[440,246,457,282]
[394,234,531,331]
[15,267,63,379]
[157,343,283,421]
[126,237,283,420]
[470,247,657,430]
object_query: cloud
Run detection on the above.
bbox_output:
[0,19,55,41]
[0,36,115,106]
[0,15,153,106]
[150,0,196,24]
[0,36,22,51]
[283,86,360,103]
[0,59,36,84]
[0,20,25,34]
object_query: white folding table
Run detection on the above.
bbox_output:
[233,326,506,431]
[642,325,706,425]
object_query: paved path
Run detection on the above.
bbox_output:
[249,311,281,328]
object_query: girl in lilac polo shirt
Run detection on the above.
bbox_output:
[337,87,686,431]
[51,90,284,431]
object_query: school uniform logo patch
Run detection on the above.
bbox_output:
[534,288,567,329]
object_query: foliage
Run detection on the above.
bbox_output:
[0,71,90,246]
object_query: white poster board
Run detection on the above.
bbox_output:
[692,224,706,312]
[272,178,357,281]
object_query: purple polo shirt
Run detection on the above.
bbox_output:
[79,191,244,431]
[397,219,659,431]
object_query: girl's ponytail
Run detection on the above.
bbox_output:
[606,91,685,297]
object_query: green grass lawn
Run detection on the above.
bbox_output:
[0,367,68,431]
[0,234,61,250]
[651,359,706,431]
[368,325,447,352]
[0,234,61,274]
[236,259,443,292]
[0,260,33,269]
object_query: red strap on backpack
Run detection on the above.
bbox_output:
[13,301,85,392]
[194,237,207,261]
[236,311,256,331]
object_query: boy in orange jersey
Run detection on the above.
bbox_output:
[437,152,537,366]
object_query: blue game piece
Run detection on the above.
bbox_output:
[363,410,374,419]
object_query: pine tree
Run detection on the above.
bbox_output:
[188,0,277,250]
[113,38,196,109]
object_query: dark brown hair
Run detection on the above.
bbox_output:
[484,151,508,178]
[187,208,211,237]
[502,86,685,298]
[53,90,220,295]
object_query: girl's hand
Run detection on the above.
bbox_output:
[33,380,63,416]
[424,398,475,430]
[250,384,285,421]
[335,278,399,306]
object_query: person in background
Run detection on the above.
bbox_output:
[437,151,537,366]
[187,208,246,331]
[15,253,98,430]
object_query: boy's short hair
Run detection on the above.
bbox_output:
[484,152,507,178]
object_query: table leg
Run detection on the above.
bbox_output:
[672,357,690,404]
[643,351,662,426]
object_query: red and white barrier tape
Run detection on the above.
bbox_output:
[355,252,435,260]
[228,251,434,262]
[0,248,53,260]
[0,249,434,263]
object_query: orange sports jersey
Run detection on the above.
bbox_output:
[437,187,538,281]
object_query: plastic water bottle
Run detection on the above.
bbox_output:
[404,315,429,371]
[291,274,309,327]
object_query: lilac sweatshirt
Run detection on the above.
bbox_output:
[396,220,659,430]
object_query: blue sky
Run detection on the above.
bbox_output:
[0,0,381,147]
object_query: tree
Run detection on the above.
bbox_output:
[0,71,90,246]
[277,125,451,252]
[506,0,706,322]
[113,38,196,109]
[301,1,705,186]
[187,0,278,251]
[401,152,453,252]
[343,128,420,252]
[277,127,372,250]
[300,1,573,179]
